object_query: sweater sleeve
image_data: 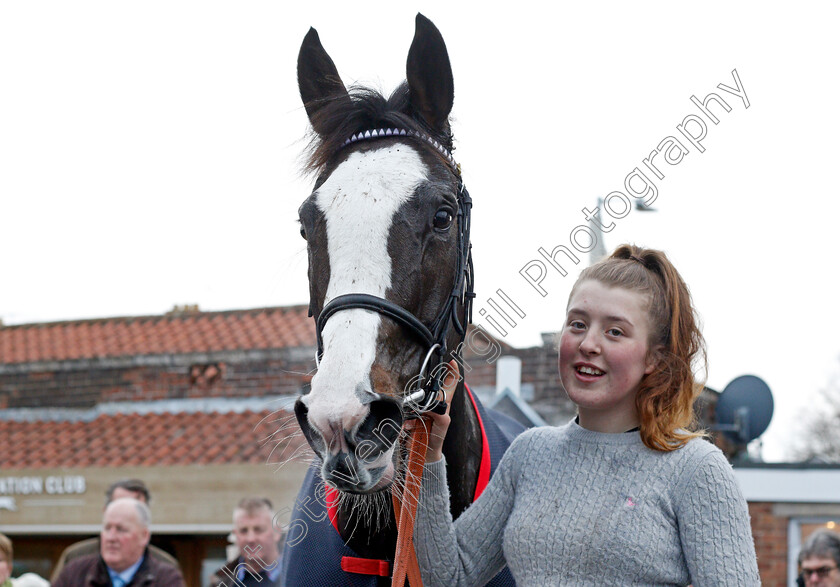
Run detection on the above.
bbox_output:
[675,448,760,587]
[413,431,530,587]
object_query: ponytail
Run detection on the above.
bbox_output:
[571,244,707,451]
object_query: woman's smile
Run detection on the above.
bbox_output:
[559,280,657,432]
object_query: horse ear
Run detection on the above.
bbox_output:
[298,27,351,135]
[406,14,454,132]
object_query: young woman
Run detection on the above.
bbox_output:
[412,244,760,586]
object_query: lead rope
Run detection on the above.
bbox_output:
[391,416,432,586]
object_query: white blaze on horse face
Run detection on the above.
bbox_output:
[305,145,428,437]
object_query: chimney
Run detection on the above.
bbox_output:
[167,304,201,316]
[496,356,522,397]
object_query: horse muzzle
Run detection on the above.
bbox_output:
[294,393,404,494]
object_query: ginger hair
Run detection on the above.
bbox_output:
[571,244,707,451]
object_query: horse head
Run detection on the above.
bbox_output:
[294,14,473,496]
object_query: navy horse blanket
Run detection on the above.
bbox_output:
[280,386,524,586]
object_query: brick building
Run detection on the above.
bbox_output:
[1,305,836,585]
[0,306,315,585]
[736,464,840,586]
[462,331,576,424]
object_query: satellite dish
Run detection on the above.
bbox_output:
[716,375,774,444]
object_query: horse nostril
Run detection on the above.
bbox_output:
[293,397,308,427]
[370,397,403,443]
[354,396,403,457]
[294,398,326,455]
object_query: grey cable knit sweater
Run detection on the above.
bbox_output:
[414,420,760,586]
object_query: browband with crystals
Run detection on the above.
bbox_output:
[341,127,458,170]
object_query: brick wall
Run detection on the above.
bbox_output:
[749,502,789,587]
[0,368,122,408]
[463,337,576,424]
[0,349,315,408]
[2,342,566,412]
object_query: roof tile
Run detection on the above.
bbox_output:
[0,409,307,470]
[0,306,315,365]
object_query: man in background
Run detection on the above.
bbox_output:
[799,529,840,587]
[50,478,179,582]
[52,498,184,586]
[209,497,284,587]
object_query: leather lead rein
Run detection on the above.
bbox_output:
[391,417,431,586]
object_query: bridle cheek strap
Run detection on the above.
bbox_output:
[391,417,431,586]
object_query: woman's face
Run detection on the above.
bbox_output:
[558,280,658,432]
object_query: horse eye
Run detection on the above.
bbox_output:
[299,225,307,240]
[433,209,453,230]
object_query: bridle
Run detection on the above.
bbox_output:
[313,127,474,587]
[304,127,474,586]
[310,127,475,416]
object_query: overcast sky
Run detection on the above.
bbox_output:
[2,1,838,461]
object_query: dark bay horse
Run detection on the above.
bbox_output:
[281,14,522,586]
